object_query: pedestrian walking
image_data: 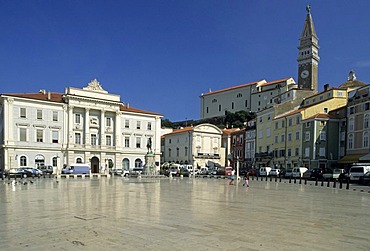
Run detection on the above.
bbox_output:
[243,171,250,187]
[229,168,235,185]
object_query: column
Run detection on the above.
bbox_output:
[68,106,74,148]
[85,108,90,145]
[100,110,105,146]
[115,111,121,147]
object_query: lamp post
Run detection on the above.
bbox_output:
[236,156,240,183]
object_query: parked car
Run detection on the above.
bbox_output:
[217,167,225,175]
[40,165,53,175]
[284,169,293,178]
[110,168,129,176]
[6,168,26,178]
[247,168,257,176]
[310,168,323,180]
[349,165,370,182]
[292,167,308,178]
[359,171,370,185]
[179,167,190,177]
[224,167,233,176]
[208,169,217,175]
[21,167,43,177]
[322,168,333,180]
[302,170,312,179]
[333,168,345,180]
[259,167,272,176]
[269,169,281,177]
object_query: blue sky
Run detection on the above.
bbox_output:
[1,1,370,121]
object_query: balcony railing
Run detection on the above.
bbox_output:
[196,153,220,159]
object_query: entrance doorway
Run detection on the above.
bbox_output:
[91,157,100,173]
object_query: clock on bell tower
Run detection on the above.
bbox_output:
[297,5,320,92]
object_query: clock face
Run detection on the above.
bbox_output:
[301,70,309,79]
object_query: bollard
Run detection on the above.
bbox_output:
[327,180,330,187]
[289,176,292,183]
[275,176,277,182]
[333,179,336,188]
[315,178,318,186]
[346,179,350,190]
[252,175,254,181]
[304,178,307,185]
[256,175,258,181]
[299,177,302,184]
[321,179,324,186]
[279,176,282,182]
[265,176,268,181]
[339,179,343,189]
[270,176,272,182]
[294,177,296,184]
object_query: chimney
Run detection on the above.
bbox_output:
[324,84,329,91]
[47,91,51,100]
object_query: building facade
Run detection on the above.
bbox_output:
[0,79,162,174]
[162,124,224,169]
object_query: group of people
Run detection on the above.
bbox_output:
[228,168,250,187]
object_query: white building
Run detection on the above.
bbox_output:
[0,79,162,174]
[162,124,224,169]
[199,78,296,119]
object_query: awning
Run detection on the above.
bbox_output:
[337,154,364,164]
[359,153,370,161]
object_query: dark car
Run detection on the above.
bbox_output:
[310,168,323,180]
[21,167,42,177]
[179,168,190,177]
[40,165,53,175]
[359,171,370,185]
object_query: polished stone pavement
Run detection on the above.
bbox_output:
[0,176,369,251]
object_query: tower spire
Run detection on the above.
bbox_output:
[297,5,320,92]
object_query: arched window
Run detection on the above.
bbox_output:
[76,157,83,163]
[365,114,369,129]
[364,132,369,148]
[20,156,27,166]
[135,158,142,168]
[52,157,58,167]
[349,118,354,131]
[348,134,354,149]
[35,154,45,168]
[108,159,114,169]
[122,158,130,170]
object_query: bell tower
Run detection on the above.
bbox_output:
[297,5,320,92]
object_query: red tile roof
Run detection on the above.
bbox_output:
[164,126,194,136]
[4,92,64,103]
[119,105,162,116]
[2,92,162,116]
[201,80,263,96]
[258,77,292,87]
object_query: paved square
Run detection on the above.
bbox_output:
[1,176,369,250]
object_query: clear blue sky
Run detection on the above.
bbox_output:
[1,1,370,121]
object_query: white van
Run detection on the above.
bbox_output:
[259,167,271,176]
[292,167,308,178]
[349,165,370,181]
[62,164,90,174]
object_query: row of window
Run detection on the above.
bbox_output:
[167,147,188,158]
[75,114,153,130]
[205,100,248,113]
[20,108,59,121]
